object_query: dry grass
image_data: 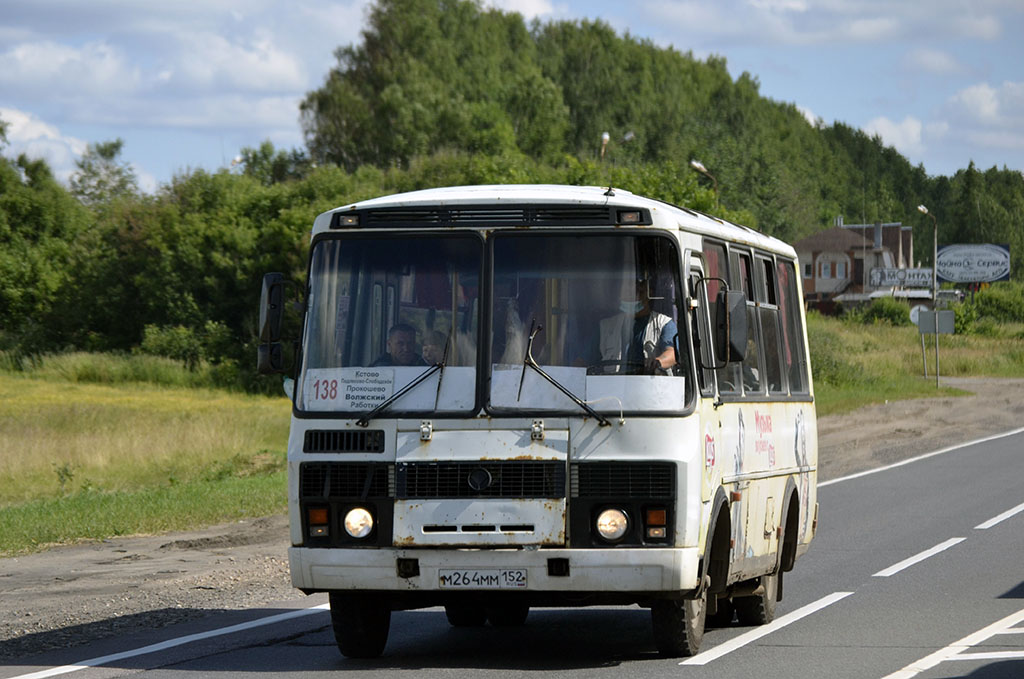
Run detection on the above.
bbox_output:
[0,374,290,505]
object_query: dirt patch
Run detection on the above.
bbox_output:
[3,375,1023,661]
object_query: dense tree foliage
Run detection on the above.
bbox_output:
[2,0,1022,389]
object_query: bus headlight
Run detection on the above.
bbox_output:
[596,508,629,541]
[343,507,374,538]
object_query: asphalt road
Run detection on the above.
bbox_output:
[4,430,1023,679]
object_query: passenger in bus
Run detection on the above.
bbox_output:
[370,323,428,366]
[591,277,677,374]
[421,330,447,365]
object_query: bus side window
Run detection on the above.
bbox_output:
[704,241,740,394]
[736,251,763,396]
[758,255,786,395]
[777,259,810,394]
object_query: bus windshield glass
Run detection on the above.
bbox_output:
[490,233,691,415]
[297,234,481,415]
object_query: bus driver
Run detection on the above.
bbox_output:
[595,276,677,374]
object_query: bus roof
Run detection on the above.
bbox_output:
[314,184,796,257]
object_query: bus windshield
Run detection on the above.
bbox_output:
[490,232,691,415]
[297,234,482,415]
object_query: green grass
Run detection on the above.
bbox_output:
[809,311,1024,416]
[0,352,290,555]
[0,471,287,555]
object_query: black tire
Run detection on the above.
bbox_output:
[445,604,487,627]
[651,591,706,657]
[734,572,778,625]
[329,592,391,658]
[486,604,530,627]
[705,597,734,628]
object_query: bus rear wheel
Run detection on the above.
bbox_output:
[329,592,391,658]
[734,572,778,625]
[486,604,529,627]
[445,604,487,627]
[651,590,706,657]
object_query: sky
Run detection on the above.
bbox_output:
[1,0,1022,193]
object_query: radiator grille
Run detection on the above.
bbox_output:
[299,462,393,498]
[571,462,675,499]
[396,461,565,499]
[303,429,385,453]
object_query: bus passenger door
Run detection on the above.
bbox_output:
[687,256,721,506]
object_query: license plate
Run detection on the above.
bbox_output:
[438,568,527,589]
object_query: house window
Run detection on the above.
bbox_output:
[819,261,832,278]
[803,262,812,278]
[836,261,847,279]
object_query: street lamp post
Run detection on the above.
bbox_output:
[689,159,718,210]
[917,204,938,306]
[918,204,939,388]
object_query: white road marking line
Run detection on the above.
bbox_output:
[679,591,854,666]
[881,607,1024,679]
[947,651,1024,661]
[819,426,1024,488]
[7,603,330,679]
[872,537,966,577]
[975,500,1024,530]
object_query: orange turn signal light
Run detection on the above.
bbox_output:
[646,509,667,526]
[308,507,329,525]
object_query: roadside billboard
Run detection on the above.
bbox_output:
[869,267,933,288]
[936,244,1010,283]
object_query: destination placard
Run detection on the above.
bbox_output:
[303,367,395,411]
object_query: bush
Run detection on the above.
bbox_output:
[972,282,1024,323]
[860,296,912,326]
[952,301,978,335]
[139,321,233,371]
[806,317,862,387]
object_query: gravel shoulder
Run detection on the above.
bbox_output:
[4,375,1024,662]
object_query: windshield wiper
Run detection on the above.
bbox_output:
[432,333,452,410]
[356,343,449,427]
[517,320,611,427]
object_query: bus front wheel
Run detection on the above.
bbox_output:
[651,589,706,657]
[329,592,391,658]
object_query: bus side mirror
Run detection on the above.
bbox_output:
[258,273,285,375]
[715,289,747,363]
[258,342,284,374]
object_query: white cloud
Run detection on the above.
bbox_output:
[864,115,924,156]
[942,81,1024,156]
[0,107,86,183]
[748,0,807,12]
[0,40,140,95]
[949,83,1001,123]
[641,0,1013,46]
[487,0,557,18]
[845,17,899,41]
[796,105,818,126]
[958,13,1001,40]
[904,48,963,75]
[170,30,306,93]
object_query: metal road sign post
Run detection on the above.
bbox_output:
[917,310,955,387]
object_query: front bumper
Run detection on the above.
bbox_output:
[289,545,700,596]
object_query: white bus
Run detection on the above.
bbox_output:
[258,184,817,658]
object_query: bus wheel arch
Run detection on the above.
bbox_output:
[779,480,801,574]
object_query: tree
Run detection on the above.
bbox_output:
[237,141,312,186]
[69,139,139,207]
